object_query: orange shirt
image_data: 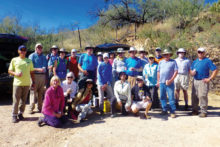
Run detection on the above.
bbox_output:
[155,56,164,64]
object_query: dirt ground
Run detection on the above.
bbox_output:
[0,91,220,147]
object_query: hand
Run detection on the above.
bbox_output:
[15,72,22,77]
[55,112,62,118]
[40,68,46,73]
[101,84,107,91]
[67,88,72,94]
[191,69,196,76]
[145,75,148,79]
[117,101,122,107]
[166,80,172,86]
[67,99,72,103]
[156,82,160,87]
[130,67,135,71]
[48,65,53,70]
[83,70,88,75]
[126,106,131,112]
[31,83,35,90]
[203,78,210,83]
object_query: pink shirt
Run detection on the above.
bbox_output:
[42,86,65,117]
[109,59,114,66]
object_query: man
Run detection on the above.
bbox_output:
[47,45,59,87]
[125,47,142,88]
[154,47,164,64]
[190,47,218,117]
[138,47,149,74]
[97,52,103,65]
[97,53,116,117]
[131,76,152,119]
[174,48,191,110]
[28,43,47,114]
[8,45,35,123]
[143,54,160,110]
[78,45,98,89]
[67,49,79,81]
[157,49,178,118]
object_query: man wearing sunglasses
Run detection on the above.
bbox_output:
[28,43,47,114]
[8,45,35,123]
[190,47,218,117]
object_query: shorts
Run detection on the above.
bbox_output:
[131,101,150,111]
[174,74,189,90]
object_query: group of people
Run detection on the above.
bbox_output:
[8,43,218,128]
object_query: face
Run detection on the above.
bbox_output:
[87,82,93,89]
[52,48,58,55]
[18,48,27,57]
[149,57,154,63]
[198,51,205,59]
[155,50,161,56]
[60,52,65,58]
[129,51,136,57]
[140,52,146,58]
[98,56,103,61]
[118,53,124,58]
[163,54,171,60]
[36,45,43,54]
[178,52,185,58]
[67,76,73,83]
[137,79,144,87]
[87,48,93,55]
[104,57,109,63]
[110,54,115,59]
[71,52,76,57]
[52,79,59,88]
[120,73,126,81]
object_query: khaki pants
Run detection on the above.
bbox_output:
[12,86,30,117]
[127,76,137,88]
[29,74,45,112]
[191,79,209,113]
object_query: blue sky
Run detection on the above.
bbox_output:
[0,0,218,30]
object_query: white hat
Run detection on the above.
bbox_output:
[71,49,77,52]
[97,52,103,56]
[103,53,109,58]
[35,43,42,49]
[117,48,125,53]
[66,72,75,79]
[177,48,186,54]
[197,47,206,52]
[136,76,144,81]
[129,47,137,52]
[86,79,93,83]
[155,47,161,51]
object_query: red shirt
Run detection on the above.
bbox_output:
[81,92,91,104]
[67,56,79,78]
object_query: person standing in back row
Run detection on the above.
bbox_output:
[29,43,47,114]
[190,47,218,117]
[67,49,79,82]
[8,45,35,123]
[154,47,164,64]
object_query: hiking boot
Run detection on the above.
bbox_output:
[12,116,19,123]
[38,117,44,127]
[18,114,24,120]
[190,110,199,116]
[184,104,188,111]
[175,102,179,109]
[111,114,116,118]
[199,113,207,118]
[160,111,168,116]
[170,113,176,118]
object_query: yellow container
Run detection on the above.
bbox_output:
[103,99,111,113]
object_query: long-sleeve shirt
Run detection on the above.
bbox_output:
[114,80,131,106]
[143,63,158,86]
[42,86,65,117]
[61,80,78,99]
[112,57,127,74]
[97,62,113,86]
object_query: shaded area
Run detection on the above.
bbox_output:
[94,43,130,53]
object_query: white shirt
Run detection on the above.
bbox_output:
[114,80,131,105]
[61,80,78,99]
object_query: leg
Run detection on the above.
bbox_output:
[12,86,22,117]
[191,80,199,112]
[29,89,36,113]
[98,85,105,113]
[77,104,90,121]
[106,85,116,114]
[166,83,176,113]
[43,115,62,128]
[198,81,209,114]
[19,86,30,115]
[152,86,160,108]
[144,101,152,118]
[159,83,168,112]
[183,89,188,106]
[37,75,46,111]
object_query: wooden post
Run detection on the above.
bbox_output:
[78,27,82,49]
[134,23,137,40]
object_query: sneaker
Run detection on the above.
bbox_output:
[199,113,207,118]
[38,117,44,127]
[175,102,179,109]
[99,110,104,116]
[184,104,188,111]
[77,116,82,123]
[170,113,176,118]
[12,116,19,123]
[145,114,151,119]
[190,110,199,116]
[111,114,116,118]
[18,114,24,120]
[160,111,168,115]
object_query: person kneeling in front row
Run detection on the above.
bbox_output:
[131,76,152,119]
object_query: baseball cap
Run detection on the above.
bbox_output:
[71,49,77,53]
[197,47,206,52]
[18,45,27,50]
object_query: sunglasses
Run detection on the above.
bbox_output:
[20,48,27,52]
[67,77,73,79]
[149,57,154,60]
[136,79,143,82]
[198,51,204,54]
[87,82,93,85]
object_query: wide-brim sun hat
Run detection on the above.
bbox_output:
[85,44,95,50]
[117,48,125,53]
[97,52,103,56]
[103,53,109,58]
[50,45,59,51]
[35,43,43,49]
[148,54,155,58]
[86,79,94,84]
[138,47,147,53]
[155,47,161,51]
[136,76,144,81]
[71,49,77,53]
[176,48,186,55]
[58,48,68,54]
[162,49,173,56]
[128,47,137,53]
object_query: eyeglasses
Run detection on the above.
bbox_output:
[149,57,154,60]
[198,51,204,54]
[67,77,73,79]
[136,79,143,82]
[87,82,93,85]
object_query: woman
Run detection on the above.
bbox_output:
[72,79,94,123]
[38,76,66,128]
[114,72,131,115]
[53,48,68,82]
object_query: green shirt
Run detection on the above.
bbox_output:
[9,57,34,86]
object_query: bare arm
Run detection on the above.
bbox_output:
[53,60,57,76]
[156,71,160,87]
[203,69,218,83]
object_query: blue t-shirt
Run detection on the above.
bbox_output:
[78,53,98,71]
[29,52,47,70]
[48,54,59,66]
[97,62,112,86]
[125,57,142,76]
[191,57,217,80]
[157,59,178,83]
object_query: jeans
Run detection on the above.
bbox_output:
[148,86,160,108]
[159,83,176,113]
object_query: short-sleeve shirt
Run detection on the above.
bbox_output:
[48,54,59,67]
[157,59,178,83]
[131,84,150,101]
[29,52,47,73]
[191,57,217,80]
[175,57,191,75]
[78,53,98,71]
[125,57,142,76]
[8,57,34,86]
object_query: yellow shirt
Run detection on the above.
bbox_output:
[8,57,34,86]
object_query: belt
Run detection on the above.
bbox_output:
[34,73,45,75]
